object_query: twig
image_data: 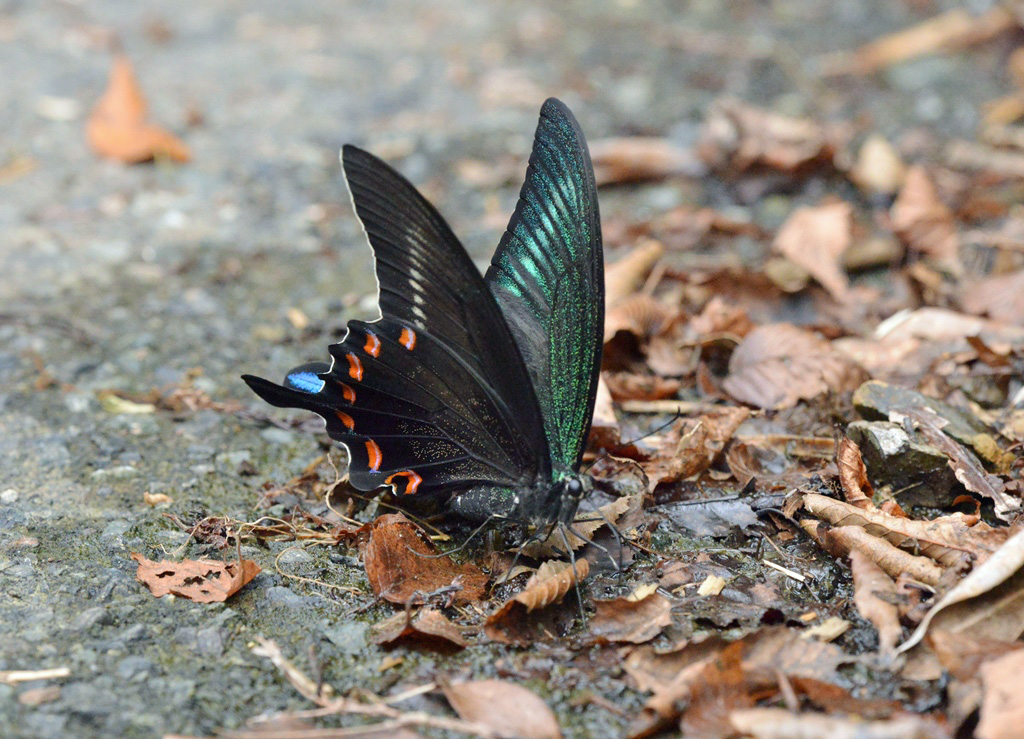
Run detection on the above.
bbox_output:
[251,637,498,737]
[762,558,807,583]
[0,667,71,684]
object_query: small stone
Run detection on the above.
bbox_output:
[1,488,19,504]
[71,606,113,632]
[195,626,224,657]
[264,585,311,609]
[276,547,313,565]
[116,656,154,681]
[261,427,297,445]
[847,420,955,507]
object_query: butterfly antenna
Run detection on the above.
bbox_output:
[581,409,684,475]
[558,524,588,626]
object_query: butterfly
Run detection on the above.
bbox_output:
[243,98,603,539]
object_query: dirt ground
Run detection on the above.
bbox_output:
[1,1,1020,737]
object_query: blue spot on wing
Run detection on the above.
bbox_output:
[283,361,332,393]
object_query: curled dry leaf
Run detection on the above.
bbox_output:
[697,98,845,173]
[485,559,589,645]
[890,166,959,268]
[588,137,698,185]
[801,520,944,586]
[87,55,191,163]
[836,436,873,509]
[729,707,947,739]
[604,293,677,344]
[849,550,902,657]
[131,552,260,603]
[604,239,664,308]
[442,679,562,739]
[644,406,750,487]
[370,607,467,649]
[362,514,487,605]
[722,324,868,410]
[772,201,853,303]
[795,491,997,568]
[588,584,672,644]
[899,528,1024,654]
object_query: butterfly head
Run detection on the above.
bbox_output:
[518,473,592,531]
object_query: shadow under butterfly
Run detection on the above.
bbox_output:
[243,98,605,558]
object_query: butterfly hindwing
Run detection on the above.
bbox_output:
[485,98,604,476]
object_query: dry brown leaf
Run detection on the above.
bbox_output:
[977,649,1024,739]
[801,520,944,586]
[370,607,467,649]
[899,528,1024,653]
[890,165,959,268]
[131,552,260,602]
[962,270,1024,325]
[604,239,664,308]
[837,437,873,509]
[722,324,868,410]
[796,491,996,568]
[899,407,1020,522]
[644,407,750,487]
[442,679,561,739]
[849,550,902,657]
[485,559,589,645]
[697,98,844,173]
[772,202,853,302]
[820,7,1015,76]
[729,707,948,739]
[588,137,698,185]
[588,585,672,644]
[604,293,676,344]
[362,514,487,605]
[87,55,190,163]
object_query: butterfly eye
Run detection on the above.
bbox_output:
[567,479,583,496]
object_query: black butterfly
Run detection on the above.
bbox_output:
[243,98,603,539]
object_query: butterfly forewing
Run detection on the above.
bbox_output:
[244,145,553,498]
[485,98,604,476]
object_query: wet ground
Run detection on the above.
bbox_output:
[0,1,1015,736]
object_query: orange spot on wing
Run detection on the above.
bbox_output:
[339,382,356,403]
[386,469,423,494]
[400,327,417,350]
[364,331,381,357]
[346,353,363,381]
[364,439,382,472]
[335,411,355,431]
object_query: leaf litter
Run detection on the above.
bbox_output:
[201,19,1024,736]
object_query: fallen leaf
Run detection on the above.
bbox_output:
[485,559,589,645]
[772,201,852,302]
[442,679,561,739]
[520,496,632,558]
[697,98,845,173]
[800,616,851,642]
[589,137,698,185]
[801,520,944,586]
[87,55,190,163]
[131,552,260,602]
[604,239,664,308]
[362,514,487,606]
[962,270,1024,324]
[370,607,467,649]
[890,166,959,268]
[849,550,903,658]
[977,649,1024,739]
[899,528,1024,653]
[729,707,948,739]
[644,407,750,486]
[697,574,727,596]
[588,585,672,644]
[837,437,873,509]
[722,324,868,410]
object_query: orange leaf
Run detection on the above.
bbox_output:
[131,552,260,602]
[87,55,190,163]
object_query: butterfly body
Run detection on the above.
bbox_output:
[244,99,603,536]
